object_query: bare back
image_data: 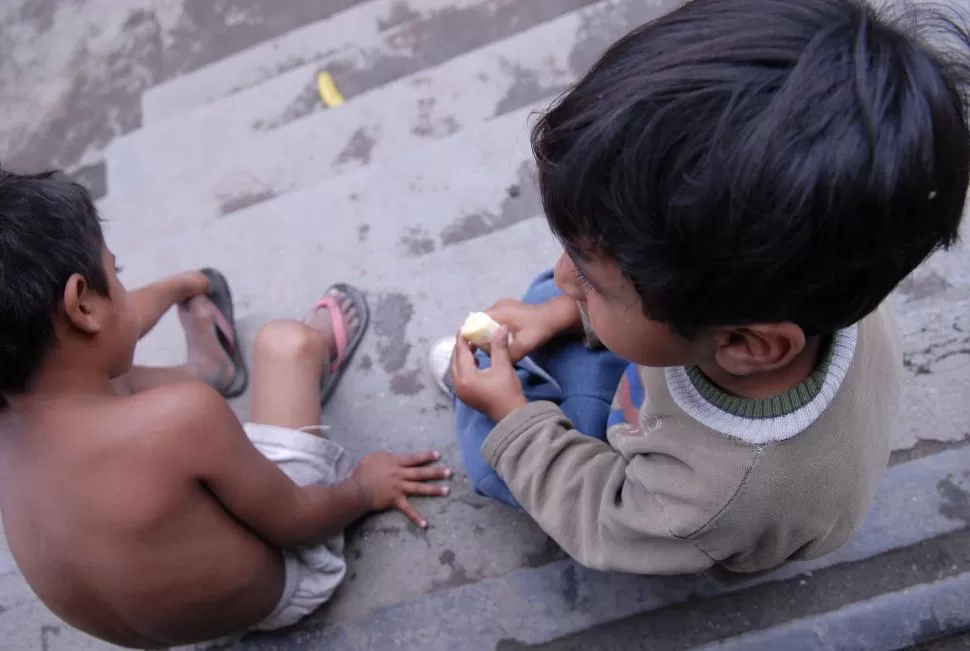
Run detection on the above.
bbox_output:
[0,391,284,648]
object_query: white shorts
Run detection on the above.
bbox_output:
[183,422,355,650]
[245,422,355,631]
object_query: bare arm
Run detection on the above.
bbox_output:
[540,295,585,336]
[130,271,209,339]
[175,383,370,544]
[483,295,585,364]
[169,383,450,545]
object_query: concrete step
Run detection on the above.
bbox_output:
[101,0,668,224]
[891,239,970,450]
[109,97,970,456]
[686,572,970,651]
[116,214,969,638]
[111,0,614,192]
[23,210,970,649]
[109,197,969,650]
[512,527,970,650]
[229,445,970,649]
[112,96,548,379]
[106,6,969,636]
[121,190,962,641]
[103,98,544,258]
[140,0,599,126]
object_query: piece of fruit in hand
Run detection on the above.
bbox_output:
[460,312,512,349]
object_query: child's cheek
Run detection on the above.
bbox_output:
[582,301,616,346]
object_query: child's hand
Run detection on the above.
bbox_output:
[485,299,558,363]
[351,450,452,528]
[176,270,213,303]
[452,326,527,422]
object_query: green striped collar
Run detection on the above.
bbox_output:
[683,337,835,420]
[664,323,859,443]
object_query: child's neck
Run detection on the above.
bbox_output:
[698,336,824,400]
[9,352,118,413]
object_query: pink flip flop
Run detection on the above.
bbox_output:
[306,283,370,406]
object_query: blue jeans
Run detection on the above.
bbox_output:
[455,270,627,508]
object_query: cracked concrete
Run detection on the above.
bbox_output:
[0,0,371,186]
[3,0,970,649]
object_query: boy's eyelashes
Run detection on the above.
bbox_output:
[572,267,598,294]
[114,265,124,274]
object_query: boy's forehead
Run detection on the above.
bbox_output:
[101,246,117,267]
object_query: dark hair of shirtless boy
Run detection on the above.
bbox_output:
[0,169,451,648]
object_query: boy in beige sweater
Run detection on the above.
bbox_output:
[430,0,969,576]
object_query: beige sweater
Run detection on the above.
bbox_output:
[483,303,901,575]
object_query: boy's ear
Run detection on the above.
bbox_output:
[713,323,806,376]
[62,273,103,335]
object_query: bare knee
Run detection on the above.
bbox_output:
[254,320,326,364]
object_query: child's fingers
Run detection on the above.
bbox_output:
[451,331,478,379]
[396,450,441,466]
[395,497,427,528]
[489,326,513,368]
[507,335,531,364]
[403,481,450,497]
[401,466,452,481]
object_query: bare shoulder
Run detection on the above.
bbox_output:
[119,381,241,452]
[126,379,227,422]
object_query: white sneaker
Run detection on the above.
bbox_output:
[427,337,457,397]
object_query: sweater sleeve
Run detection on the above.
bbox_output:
[482,401,715,574]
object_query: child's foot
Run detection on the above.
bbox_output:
[303,288,362,366]
[427,337,457,398]
[302,284,371,406]
[191,268,249,397]
[178,296,238,394]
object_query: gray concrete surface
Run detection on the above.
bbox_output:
[232,445,970,650]
[2,0,970,650]
[0,0,378,183]
[513,526,970,651]
[101,0,656,228]
[109,0,606,190]
[104,101,546,293]
[687,571,970,651]
[915,633,970,651]
[139,0,599,125]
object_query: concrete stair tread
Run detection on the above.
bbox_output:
[141,0,600,126]
[141,0,437,125]
[687,572,970,651]
[111,92,970,453]
[124,213,970,645]
[115,0,614,188]
[4,0,969,648]
[103,0,667,224]
[118,199,969,637]
[227,445,970,649]
[103,100,545,253]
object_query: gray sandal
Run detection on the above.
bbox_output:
[197,268,249,398]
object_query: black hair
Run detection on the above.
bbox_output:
[0,168,108,398]
[533,0,970,336]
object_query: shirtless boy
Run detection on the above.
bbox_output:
[0,169,451,648]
